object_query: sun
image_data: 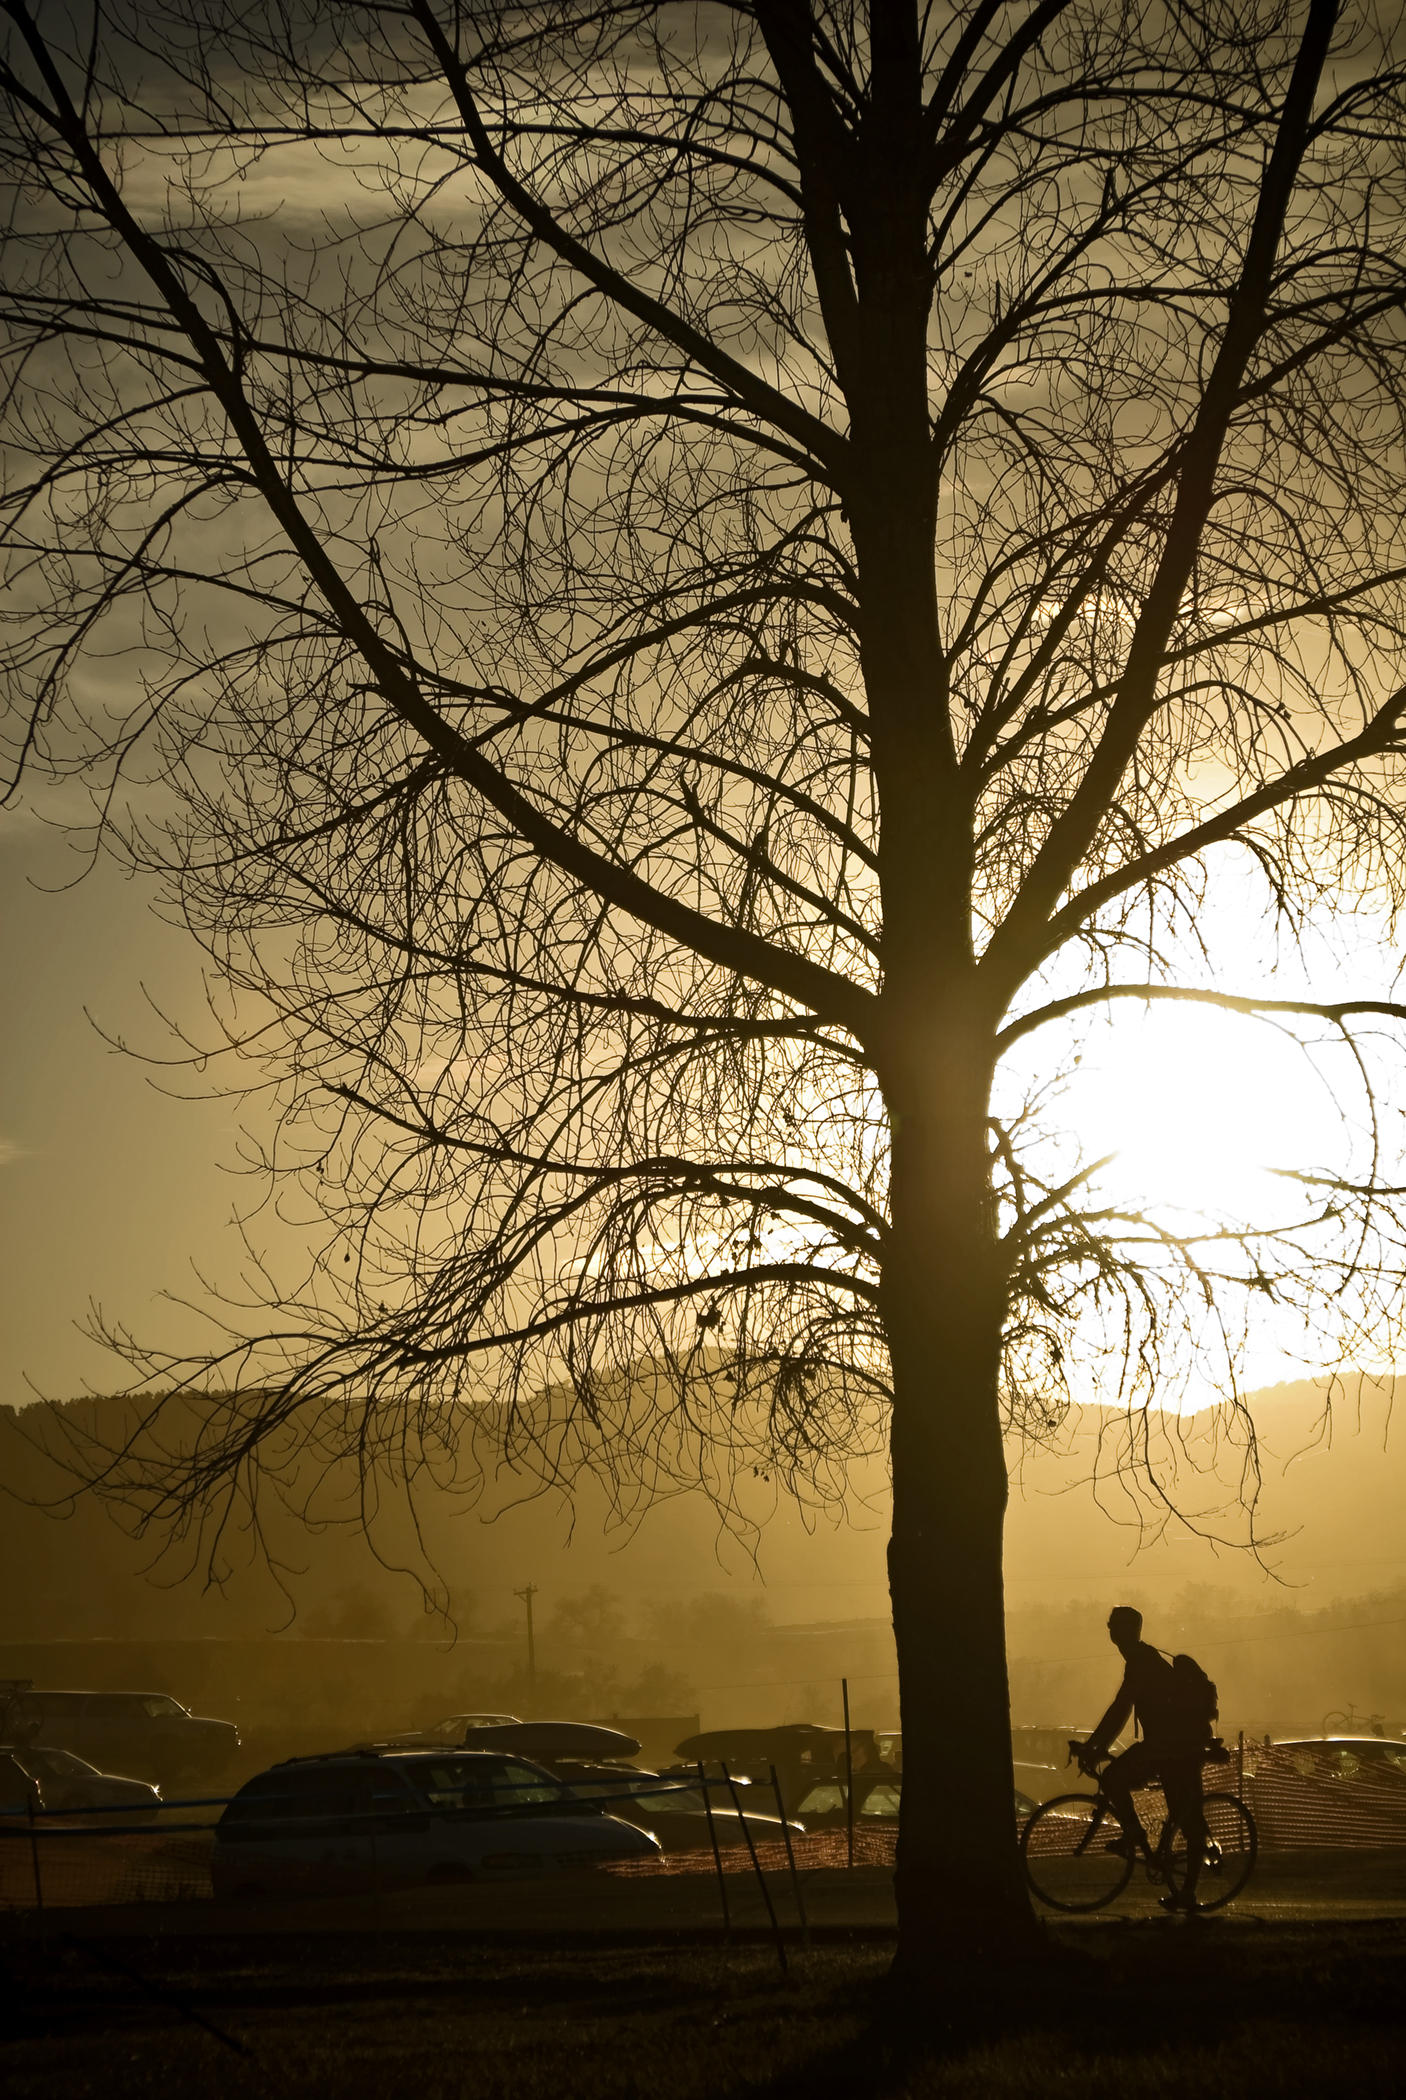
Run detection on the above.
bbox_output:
[1061,998,1348,1227]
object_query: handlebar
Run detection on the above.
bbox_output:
[1067,1737,1107,1774]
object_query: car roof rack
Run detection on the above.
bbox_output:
[268,1742,530,1769]
[272,1746,387,1765]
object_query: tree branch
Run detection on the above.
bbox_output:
[997,983,1406,1057]
[1029,683,1406,965]
[982,0,1342,995]
[406,0,850,486]
[2,1,876,1041]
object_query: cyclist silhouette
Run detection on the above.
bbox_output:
[1079,1606,1210,1912]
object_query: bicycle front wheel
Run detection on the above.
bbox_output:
[1164,1791,1257,1912]
[1020,1793,1134,1913]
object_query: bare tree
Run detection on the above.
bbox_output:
[5,0,1406,1956]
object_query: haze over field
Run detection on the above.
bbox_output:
[4,1379,1402,1753]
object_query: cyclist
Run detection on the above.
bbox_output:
[1077,1605,1211,1912]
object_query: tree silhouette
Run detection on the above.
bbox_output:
[548,1585,628,1647]
[6,0,1406,1956]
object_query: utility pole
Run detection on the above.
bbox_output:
[514,1584,538,1690]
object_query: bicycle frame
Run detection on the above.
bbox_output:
[1021,1745,1257,1915]
[1068,1745,1177,1871]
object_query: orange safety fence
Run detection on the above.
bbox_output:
[605,1827,898,1877]
[1239,1743,1406,1851]
[0,1824,215,1910]
[2,1747,1403,1914]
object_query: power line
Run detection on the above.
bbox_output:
[512,1584,538,1685]
[693,1612,1406,1692]
[1032,1613,1406,1666]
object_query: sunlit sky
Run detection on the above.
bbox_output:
[1072,1002,1325,1222]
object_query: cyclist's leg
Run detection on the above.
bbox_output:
[1161,1759,1206,1905]
[1100,1743,1160,1855]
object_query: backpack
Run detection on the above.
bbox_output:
[1166,1652,1218,1731]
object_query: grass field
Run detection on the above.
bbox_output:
[2,1919,1403,2097]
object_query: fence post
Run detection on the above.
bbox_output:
[368,1790,384,1952]
[721,1760,787,1974]
[1238,1729,1245,1802]
[27,1789,45,1942]
[698,1760,731,1939]
[770,1762,809,1952]
[841,1677,854,1870]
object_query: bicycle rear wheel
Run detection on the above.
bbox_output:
[1163,1791,1257,1912]
[1020,1793,1135,1912]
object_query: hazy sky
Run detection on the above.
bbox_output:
[1,807,297,1409]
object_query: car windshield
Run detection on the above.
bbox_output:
[1321,1743,1406,1775]
[798,1784,843,1815]
[224,1766,369,1822]
[498,1759,564,1804]
[632,1786,707,1815]
[32,1750,91,1777]
[860,1783,901,1818]
[414,1757,564,1808]
[1312,1741,1406,1769]
[563,1773,635,1799]
[417,1758,497,1804]
[139,1696,187,1719]
[419,1714,518,1740]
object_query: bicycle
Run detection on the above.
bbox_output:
[1020,1739,1257,1914]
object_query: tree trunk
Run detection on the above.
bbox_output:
[882,1017,1041,1963]
[837,63,1036,1940]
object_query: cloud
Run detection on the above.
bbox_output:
[0,1139,31,1167]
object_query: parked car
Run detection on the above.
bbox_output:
[674,1723,852,1814]
[6,1689,238,1789]
[13,1746,161,1817]
[1272,1736,1406,1781]
[211,1748,660,1899]
[555,1762,807,1853]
